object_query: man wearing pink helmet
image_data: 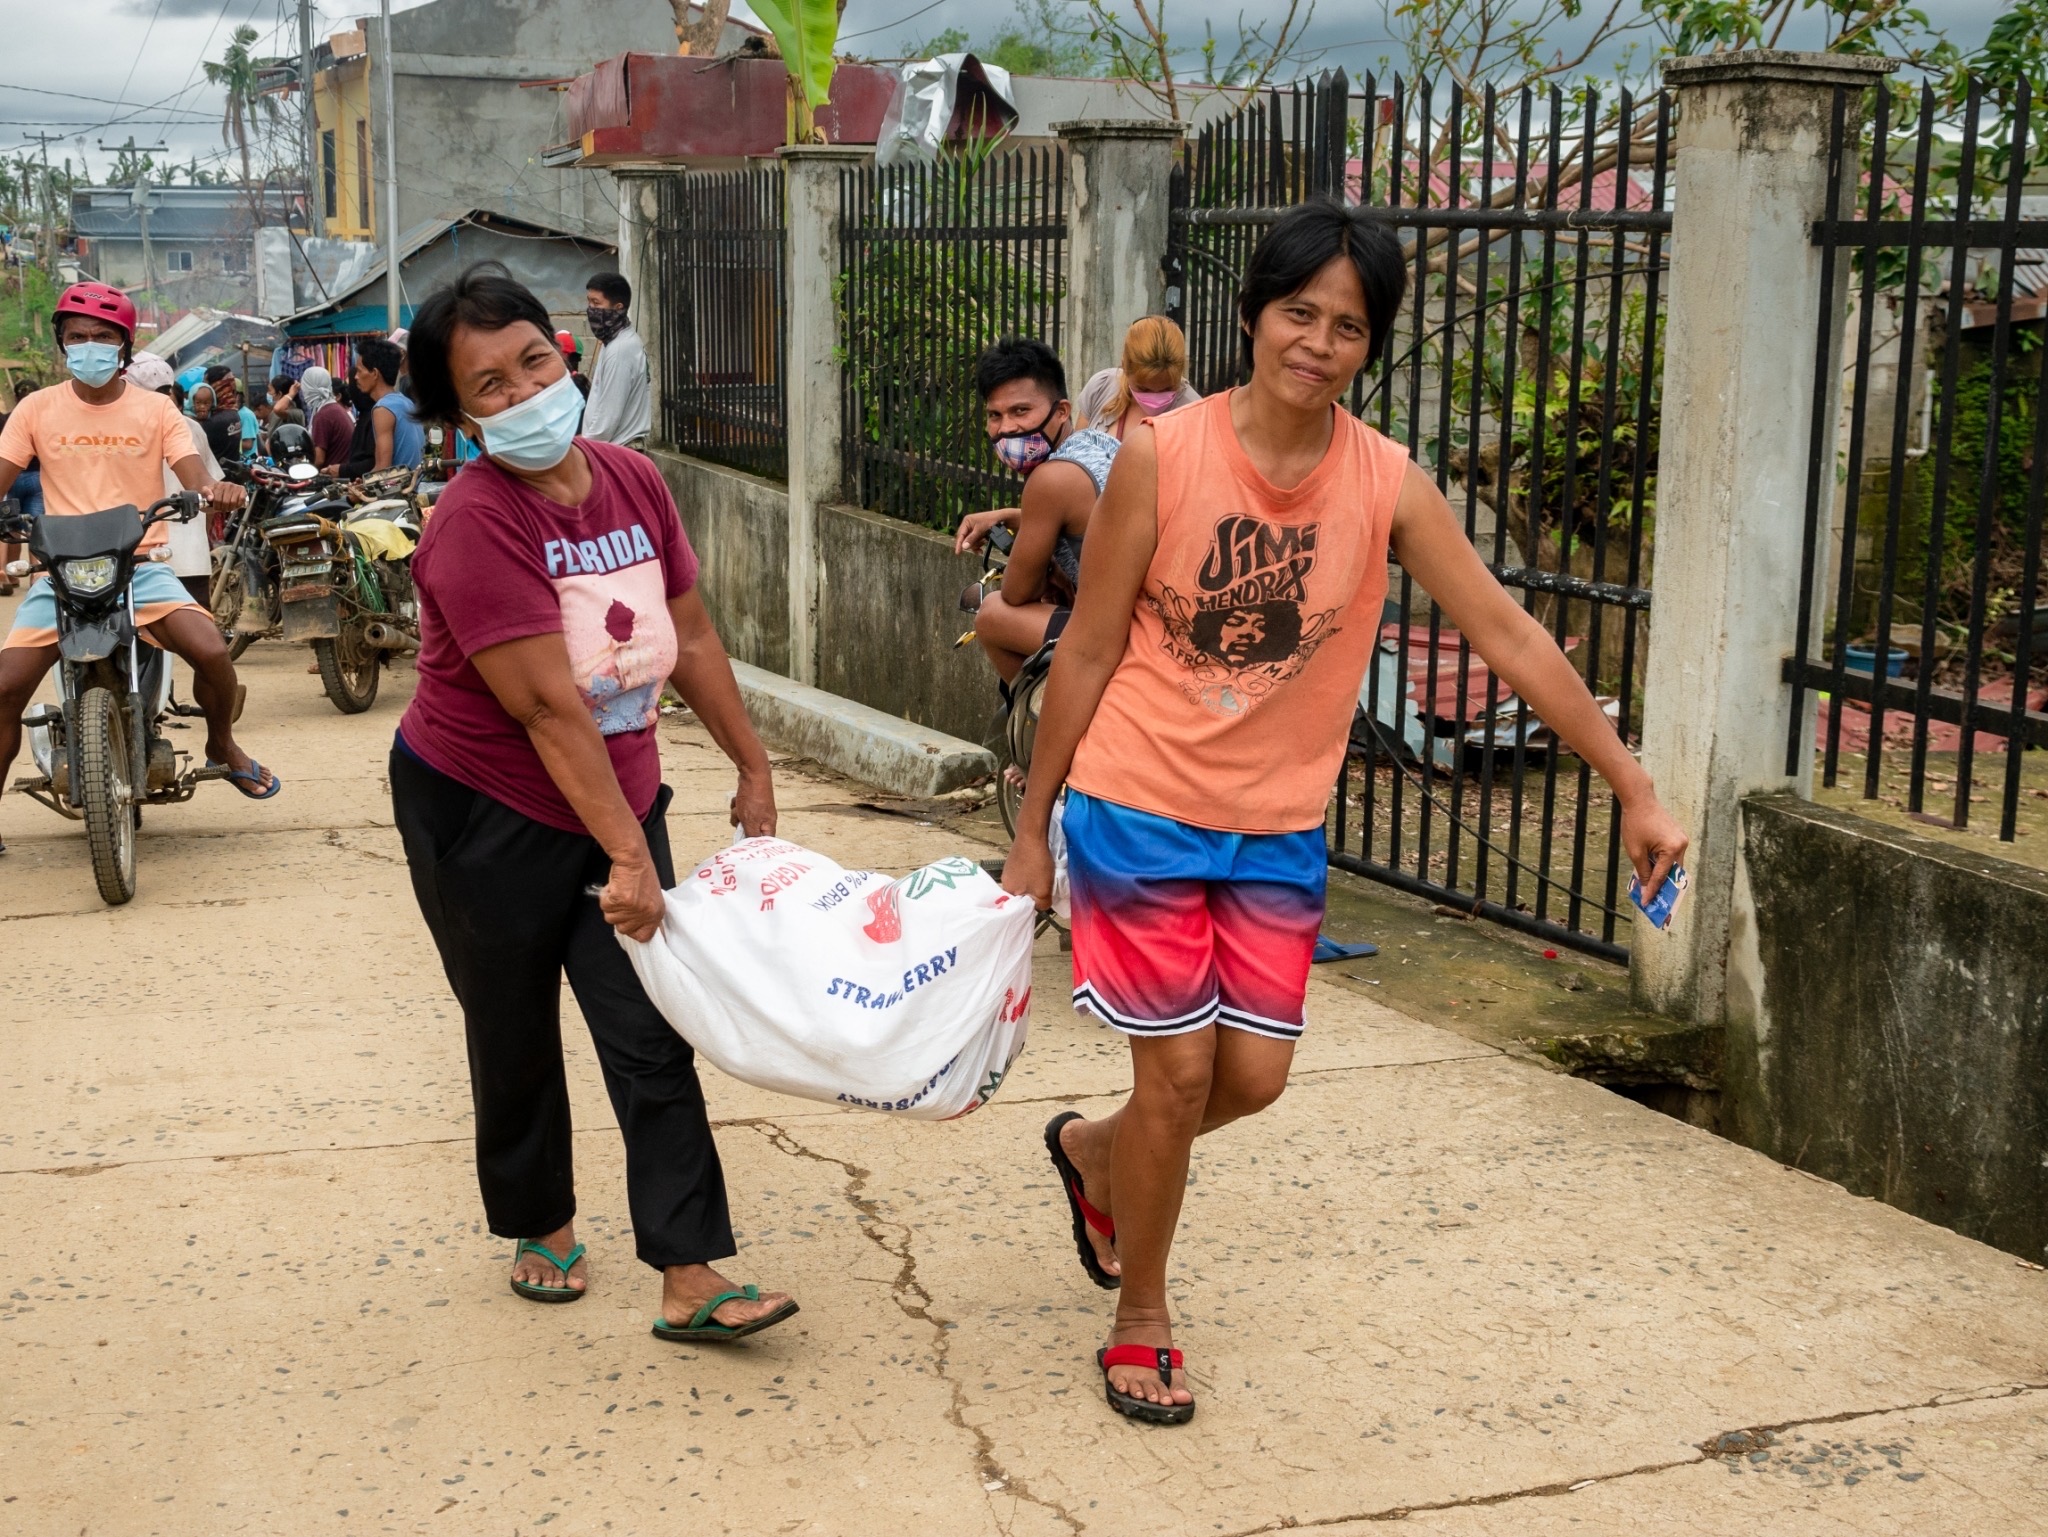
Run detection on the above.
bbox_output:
[0,282,279,811]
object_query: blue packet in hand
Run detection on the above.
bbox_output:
[1628,864,1689,931]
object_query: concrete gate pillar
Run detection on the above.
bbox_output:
[1053,121,1182,383]
[778,144,868,686]
[611,170,666,417]
[1634,50,1896,1025]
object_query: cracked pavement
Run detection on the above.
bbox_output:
[3,639,2046,1535]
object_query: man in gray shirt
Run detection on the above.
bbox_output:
[581,271,652,447]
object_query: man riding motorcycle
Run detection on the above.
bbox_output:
[0,282,279,840]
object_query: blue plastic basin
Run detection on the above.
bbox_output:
[1844,643,1908,677]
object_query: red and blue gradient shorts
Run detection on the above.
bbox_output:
[1064,790,1326,1042]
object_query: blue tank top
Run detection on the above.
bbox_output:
[1045,428,1120,590]
[377,392,425,469]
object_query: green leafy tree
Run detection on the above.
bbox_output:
[911,0,1103,77]
[202,24,281,192]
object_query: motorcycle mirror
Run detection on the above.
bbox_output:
[289,462,318,482]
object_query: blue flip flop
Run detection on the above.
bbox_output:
[1312,934,1378,963]
[208,760,283,800]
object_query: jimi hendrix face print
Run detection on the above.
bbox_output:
[1150,513,1342,717]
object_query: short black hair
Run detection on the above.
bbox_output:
[270,374,293,396]
[1238,197,1407,374]
[974,337,1066,403]
[407,261,555,425]
[587,271,631,309]
[355,337,404,388]
[204,364,233,385]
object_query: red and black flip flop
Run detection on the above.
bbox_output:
[1044,1111,1119,1290]
[1098,1345,1195,1425]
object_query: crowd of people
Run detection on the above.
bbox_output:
[0,217,1688,1430]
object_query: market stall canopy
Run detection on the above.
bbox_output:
[279,210,618,338]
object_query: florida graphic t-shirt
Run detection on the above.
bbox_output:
[399,438,696,832]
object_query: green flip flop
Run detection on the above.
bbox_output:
[508,1239,588,1303]
[651,1284,800,1344]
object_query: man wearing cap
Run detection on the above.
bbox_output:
[0,283,279,813]
[554,329,591,399]
[127,352,221,605]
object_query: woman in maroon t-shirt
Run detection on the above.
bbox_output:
[392,263,797,1344]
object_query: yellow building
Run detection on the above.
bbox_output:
[310,26,377,241]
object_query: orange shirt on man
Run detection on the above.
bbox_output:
[0,382,197,549]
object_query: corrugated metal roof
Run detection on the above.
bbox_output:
[71,186,296,243]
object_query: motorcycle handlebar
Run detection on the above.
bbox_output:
[144,491,205,526]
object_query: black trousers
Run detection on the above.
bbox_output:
[390,745,735,1270]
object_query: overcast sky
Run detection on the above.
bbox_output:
[0,0,2014,182]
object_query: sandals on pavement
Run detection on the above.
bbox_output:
[651,1284,800,1344]
[1098,1345,1195,1425]
[1045,1111,1119,1290]
[207,759,282,800]
[508,1239,587,1303]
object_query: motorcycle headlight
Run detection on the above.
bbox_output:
[60,555,118,596]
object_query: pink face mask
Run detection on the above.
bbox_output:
[1131,388,1177,412]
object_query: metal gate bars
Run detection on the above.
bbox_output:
[1170,79,1675,962]
[1788,76,2048,843]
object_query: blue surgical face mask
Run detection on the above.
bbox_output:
[470,372,583,473]
[65,341,123,388]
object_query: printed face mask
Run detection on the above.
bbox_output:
[65,341,123,389]
[1131,388,1177,412]
[470,372,584,473]
[586,304,628,343]
[992,406,1061,474]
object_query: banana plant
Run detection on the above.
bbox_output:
[747,0,840,142]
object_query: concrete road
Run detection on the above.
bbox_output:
[2,633,2045,1536]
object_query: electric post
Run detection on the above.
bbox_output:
[99,141,169,333]
[19,132,63,279]
[299,0,324,238]
[378,0,401,332]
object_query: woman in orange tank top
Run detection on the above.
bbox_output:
[1007,200,1690,1426]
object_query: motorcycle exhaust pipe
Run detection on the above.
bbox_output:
[361,622,415,651]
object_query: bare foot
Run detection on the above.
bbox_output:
[1060,1114,1121,1280]
[1105,1310,1194,1411]
[511,1220,588,1294]
[661,1262,793,1329]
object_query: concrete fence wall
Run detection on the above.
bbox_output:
[652,451,791,679]
[1731,794,2048,1263]
[653,449,995,748]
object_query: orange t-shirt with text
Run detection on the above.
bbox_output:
[0,382,197,549]
[1067,390,1411,834]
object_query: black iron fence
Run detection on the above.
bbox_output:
[839,147,1067,531]
[1166,72,1351,396]
[650,168,787,480]
[1789,76,2048,843]
[1172,79,1674,961]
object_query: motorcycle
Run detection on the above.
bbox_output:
[954,524,1055,837]
[1,491,232,905]
[209,460,297,658]
[259,472,420,714]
